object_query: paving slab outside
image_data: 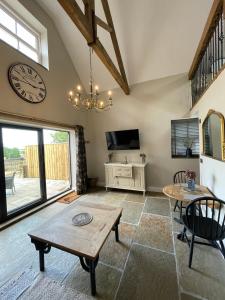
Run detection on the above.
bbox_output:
[6,177,70,212]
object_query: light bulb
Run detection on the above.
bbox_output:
[95,85,99,91]
[108,90,112,96]
[77,85,81,91]
[69,90,74,96]
[74,97,79,104]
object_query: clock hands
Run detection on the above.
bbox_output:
[13,69,41,89]
[14,78,39,89]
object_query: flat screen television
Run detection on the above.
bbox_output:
[105,129,140,150]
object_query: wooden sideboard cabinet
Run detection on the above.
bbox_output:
[104,162,147,196]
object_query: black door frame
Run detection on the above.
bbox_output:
[0,123,47,222]
[0,123,72,223]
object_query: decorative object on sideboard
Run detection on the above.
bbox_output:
[108,153,113,163]
[140,153,146,163]
[68,47,112,112]
[184,137,193,158]
[8,63,46,104]
[185,170,196,191]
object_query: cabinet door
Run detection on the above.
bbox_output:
[105,166,114,187]
[133,167,144,189]
[117,177,132,188]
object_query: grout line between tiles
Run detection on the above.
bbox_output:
[113,242,133,300]
[99,261,123,273]
[142,211,171,219]
[180,287,207,300]
[120,220,138,226]
[169,198,181,300]
[123,199,145,205]
[133,242,174,256]
[137,196,147,226]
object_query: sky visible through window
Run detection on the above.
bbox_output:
[2,129,55,148]
[0,4,40,62]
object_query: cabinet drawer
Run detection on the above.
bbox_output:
[114,166,132,178]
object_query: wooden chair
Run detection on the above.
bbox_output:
[173,171,187,215]
[182,197,225,268]
[5,172,16,194]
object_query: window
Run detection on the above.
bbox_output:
[0,2,41,63]
[171,118,199,158]
[0,123,72,223]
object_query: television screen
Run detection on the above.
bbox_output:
[105,129,140,150]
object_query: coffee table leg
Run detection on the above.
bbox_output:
[113,215,121,242]
[79,256,99,296]
[90,260,96,296]
[31,239,51,272]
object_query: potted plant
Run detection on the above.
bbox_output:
[184,137,193,158]
[185,170,196,191]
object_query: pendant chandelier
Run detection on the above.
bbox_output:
[68,47,112,111]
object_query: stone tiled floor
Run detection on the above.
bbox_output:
[0,189,225,299]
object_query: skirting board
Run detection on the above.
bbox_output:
[96,181,163,193]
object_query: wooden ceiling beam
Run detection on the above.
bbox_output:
[58,0,94,43]
[223,0,225,18]
[96,16,112,32]
[92,39,129,94]
[101,0,129,90]
[58,0,129,95]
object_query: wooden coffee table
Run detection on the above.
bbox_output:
[28,201,122,296]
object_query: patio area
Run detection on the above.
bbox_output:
[6,177,70,212]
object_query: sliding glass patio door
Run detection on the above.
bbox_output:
[0,124,46,221]
[43,129,71,199]
[0,123,72,222]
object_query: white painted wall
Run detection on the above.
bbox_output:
[0,0,88,190]
[85,74,200,191]
[0,0,87,127]
[191,69,225,200]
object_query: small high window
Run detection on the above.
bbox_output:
[171,118,199,158]
[0,1,47,67]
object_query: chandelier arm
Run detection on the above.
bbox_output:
[89,47,93,96]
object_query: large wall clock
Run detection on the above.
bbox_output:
[8,63,47,104]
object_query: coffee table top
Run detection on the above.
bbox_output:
[28,201,122,260]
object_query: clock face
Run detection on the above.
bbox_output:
[8,63,46,103]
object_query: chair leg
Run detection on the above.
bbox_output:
[179,204,183,219]
[189,234,195,268]
[174,200,179,212]
[219,241,225,259]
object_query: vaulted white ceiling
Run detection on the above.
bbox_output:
[38,0,213,92]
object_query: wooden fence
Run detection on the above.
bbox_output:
[24,143,70,180]
[4,158,25,177]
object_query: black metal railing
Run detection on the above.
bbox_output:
[191,8,225,106]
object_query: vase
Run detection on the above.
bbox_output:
[186,148,192,158]
[187,179,195,191]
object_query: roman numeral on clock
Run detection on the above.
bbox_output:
[15,83,21,88]
[21,90,26,96]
